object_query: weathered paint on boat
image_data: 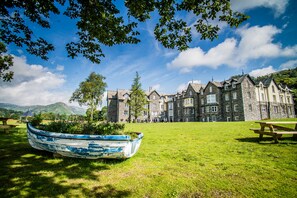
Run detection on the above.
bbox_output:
[27,123,143,159]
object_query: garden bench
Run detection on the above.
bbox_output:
[250,121,297,143]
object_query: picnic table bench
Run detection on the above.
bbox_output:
[0,117,18,132]
[250,121,297,143]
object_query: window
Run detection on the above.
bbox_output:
[168,103,173,110]
[178,110,180,116]
[234,116,239,121]
[206,106,210,113]
[261,93,265,101]
[273,95,276,102]
[184,98,193,106]
[232,92,237,100]
[272,85,275,93]
[225,93,229,101]
[201,99,204,105]
[211,115,217,122]
[232,82,236,88]
[125,103,129,108]
[201,107,204,113]
[224,84,228,90]
[234,104,238,112]
[227,117,231,122]
[249,104,252,111]
[226,105,230,112]
[153,95,156,100]
[262,106,266,112]
[124,110,128,115]
[177,103,180,107]
[192,109,195,114]
[280,96,284,103]
[209,86,213,93]
[207,94,216,103]
[288,107,292,115]
[201,90,203,95]
[287,96,291,104]
[274,106,278,113]
[189,91,192,96]
[211,106,217,112]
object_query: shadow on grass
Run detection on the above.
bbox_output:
[236,137,297,144]
[0,128,131,197]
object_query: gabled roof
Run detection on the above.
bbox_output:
[189,83,205,93]
[117,89,130,100]
[147,90,161,97]
[211,81,223,87]
[223,74,255,85]
[107,90,117,99]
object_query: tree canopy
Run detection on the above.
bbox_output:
[128,72,147,122]
[0,0,248,81]
[69,72,107,122]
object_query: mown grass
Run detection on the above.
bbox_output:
[0,120,297,197]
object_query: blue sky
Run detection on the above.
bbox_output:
[1,0,297,107]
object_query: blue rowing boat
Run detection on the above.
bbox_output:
[27,123,143,159]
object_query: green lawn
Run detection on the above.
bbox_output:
[1,120,297,197]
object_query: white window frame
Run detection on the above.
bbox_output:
[232,82,236,88]
[211,106,217,112]
[234,104,238,112]
[225,93,229,101]
[232,92,237,100]
[207,94,216,104]
[226,105,230,112]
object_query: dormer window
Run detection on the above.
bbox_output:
[272,85,275,93]
[224,84,228,90]
[209,86,213,93]
[232,82,236,88]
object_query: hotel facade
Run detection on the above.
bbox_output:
[107,75,295,122]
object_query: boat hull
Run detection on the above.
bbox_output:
[27,123,143,159]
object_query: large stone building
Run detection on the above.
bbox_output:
[107,74,295,122]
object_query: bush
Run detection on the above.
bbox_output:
[30,113,43,126]
[38,121,126,136]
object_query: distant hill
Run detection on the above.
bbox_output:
[0,102,86,115]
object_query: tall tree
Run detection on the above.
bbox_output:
[70,72,107,122]
[0,42,13,81]
[128,72,147,122]
[0,0,248,80]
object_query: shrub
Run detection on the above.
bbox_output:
[30,113,43,126]
[38,121,126,136]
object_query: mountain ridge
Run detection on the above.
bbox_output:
[0,102,86,115]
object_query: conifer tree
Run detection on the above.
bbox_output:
[128,72,147,122]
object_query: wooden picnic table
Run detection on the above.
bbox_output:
[0,117,18,132]
[0,117,9,125]
[250,121,297,143]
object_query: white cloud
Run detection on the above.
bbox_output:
[280,60,297,70]
[177,80,202,92]
[168,25,297,72]
[56,64,64,71]
[0,55,70,106]
[231,0,289,17]
[249,66,276,77]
